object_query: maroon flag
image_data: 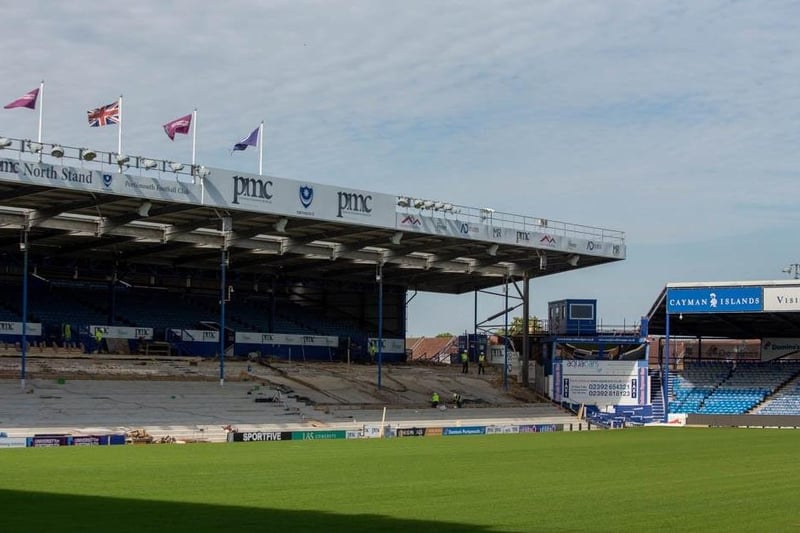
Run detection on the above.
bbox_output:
[163,113,192,140]
[4,88,39,110]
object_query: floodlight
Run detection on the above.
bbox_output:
[116,154,130,165]
[423,201,435,209]
[783,264,800,279]
[413,199,425,209]
[50,145,64,158]
[196,166,211,178]
[81,149,97,161]
[0,138,13,149]
[397,197,410,208]
[443,203,454,212]
[141,158,159,170]
[27,141,43,154]
[566,254,580,267]
[168,162,184,172]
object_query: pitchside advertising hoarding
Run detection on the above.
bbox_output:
[553,360,648,406]
[231,430,346,442]
[666,286,763,313]
[0,437,27,448]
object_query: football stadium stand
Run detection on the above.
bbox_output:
[669,362,800,415]
[754,374,800,415]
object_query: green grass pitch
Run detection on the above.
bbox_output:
[0,427,798,532]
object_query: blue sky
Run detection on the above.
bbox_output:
[2,1,799,336]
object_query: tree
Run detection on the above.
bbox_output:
[493,316,543,336]
[435,332,454,338]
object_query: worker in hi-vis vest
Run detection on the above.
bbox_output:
[431,391,440,408]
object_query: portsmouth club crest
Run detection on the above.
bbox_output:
[299,186,313,208]
[102,173,113,188]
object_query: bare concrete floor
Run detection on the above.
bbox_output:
[0,353,580,442]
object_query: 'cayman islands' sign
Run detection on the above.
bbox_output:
[666,286,763,314]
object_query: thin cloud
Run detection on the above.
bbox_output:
[2,1,798,334]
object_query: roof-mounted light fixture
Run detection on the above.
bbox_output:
[26,141,43,154]
[50,145,64,158]
[141,158,159,170]
[81,148,97,161]
[168,162,184,172]
[0,138,12,149]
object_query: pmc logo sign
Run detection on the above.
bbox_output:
[401,215,421,226]
[232,175,273,204]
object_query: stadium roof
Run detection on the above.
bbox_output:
[647,280,800,339]
[0,137,626,294]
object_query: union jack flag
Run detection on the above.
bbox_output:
[87,101,120,127]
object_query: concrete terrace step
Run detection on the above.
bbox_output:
[0,355,576,443]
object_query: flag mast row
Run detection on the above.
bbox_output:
[4,84,265,176]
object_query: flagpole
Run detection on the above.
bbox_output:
[191,108,197,166]
[37,80,44,143]
[117,94,123,155]
[258,121,264,176]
